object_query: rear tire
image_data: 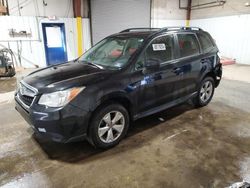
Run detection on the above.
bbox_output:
[193,76,215,108]
[88,103,129,149]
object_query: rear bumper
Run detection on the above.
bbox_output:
[15,95,90,143]
[214,63,222,87]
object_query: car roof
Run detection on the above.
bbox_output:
[109,27,204,39]
[110,31,156,39]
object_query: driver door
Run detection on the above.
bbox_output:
[131,34,179,116]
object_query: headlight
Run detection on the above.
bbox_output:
[38,87,85,107]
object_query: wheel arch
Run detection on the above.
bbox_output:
[198,71,217,88]
[199,62,222,88]
[87,92,134,136]
[202,71,216,82]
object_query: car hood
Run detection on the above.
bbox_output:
[22,62,111,93]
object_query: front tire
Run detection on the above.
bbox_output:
[88,103,129,149]
[193,77,215,107]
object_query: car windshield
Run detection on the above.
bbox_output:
[78,37,144,69]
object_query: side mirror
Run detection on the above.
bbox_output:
[143,59,160,73]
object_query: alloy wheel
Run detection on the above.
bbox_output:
[200,80,213,103]
[98,111,125,143]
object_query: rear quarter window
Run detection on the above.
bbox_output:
[177,34,200,58]
[197,32,214,53]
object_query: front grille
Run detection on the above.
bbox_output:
[18,93,34,106]
[17,82,37,108]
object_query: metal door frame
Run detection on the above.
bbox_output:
[42,22,68,66]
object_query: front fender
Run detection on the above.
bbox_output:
[90,91,133,112]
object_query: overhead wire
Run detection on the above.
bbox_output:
[9,0,29,10]
[10,0,33,14]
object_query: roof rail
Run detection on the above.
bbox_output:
[120,28,160,33]
[119,26,203,36]
[159,26,203,33]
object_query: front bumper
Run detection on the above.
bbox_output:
[15,94,90,143]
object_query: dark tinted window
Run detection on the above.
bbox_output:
[197,32,214,53]
[178,34,200,57]
[135,35,175,70]
[145,35,174,63]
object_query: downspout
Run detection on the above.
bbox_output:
[186,0,192,26]
[6,0,9,15]
[73,0,83,56]
[88,0,93,47]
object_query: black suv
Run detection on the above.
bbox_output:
[15,27,222,149]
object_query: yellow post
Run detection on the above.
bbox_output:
[76,17,83,56]
[186,20,190,27]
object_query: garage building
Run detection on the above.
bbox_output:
[0,0,250,187]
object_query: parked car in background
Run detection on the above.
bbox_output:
[15,27,222,149]
[0,48,16,77]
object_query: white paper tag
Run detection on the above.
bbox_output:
[152,43,166,51]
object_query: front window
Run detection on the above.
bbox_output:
[79,37,144,69]
[135,35,175,70]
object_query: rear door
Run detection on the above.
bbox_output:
[197,31,219,70]
[172,33,202,99]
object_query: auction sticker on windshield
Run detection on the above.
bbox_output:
[152,43,166,51]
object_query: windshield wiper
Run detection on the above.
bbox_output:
[87,62,104,69]
[73,57,80,62]
[79,60,104,69]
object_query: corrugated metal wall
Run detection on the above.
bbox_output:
[91,0,151,44]
[191,14,250,65]
[0,16,91,68]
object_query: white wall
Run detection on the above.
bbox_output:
[8,0,74,17]
[152,0,187,20]
[151,19,186,28]
[191,14,250,65]
[0,16,91,68]
[151,0,187,28]
[151,0,250,65]
[191,0,250,19]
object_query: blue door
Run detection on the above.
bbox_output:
[42,23,68,66]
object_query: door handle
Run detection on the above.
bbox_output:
[172,67,181,73]
[201,58,207,64]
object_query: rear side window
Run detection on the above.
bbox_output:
[177,34,200,58]
[197,32,214,53]
[145,35,174,63]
